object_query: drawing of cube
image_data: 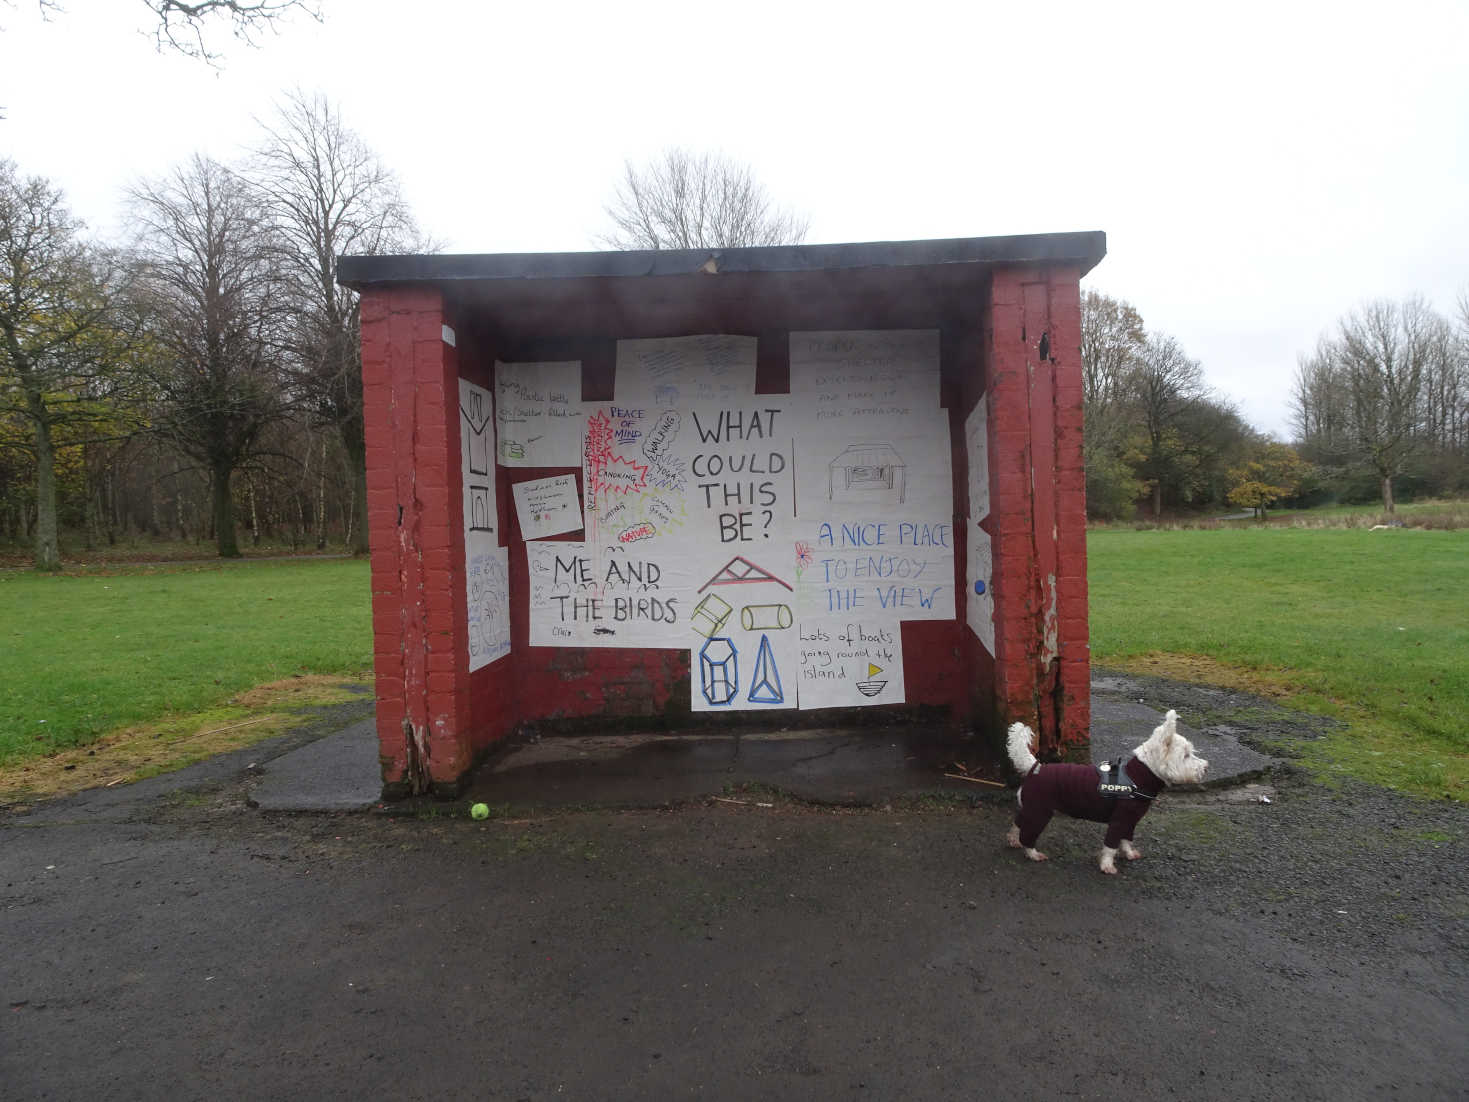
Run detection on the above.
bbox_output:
[690,592,733,638]
[829,443,906,505]
[699,637,738,707]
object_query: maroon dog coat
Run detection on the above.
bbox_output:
[1014,757,1165,849]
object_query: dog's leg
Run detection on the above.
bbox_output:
[1119,839,1143,861]
[1007,827,1049,861]
[1099,846,1120,875]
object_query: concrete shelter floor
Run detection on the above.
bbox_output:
[250,680,1276,812]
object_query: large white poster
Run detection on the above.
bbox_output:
[792,515,955,621]
[964,397,995,654]
[788,330,940,422]
[527,539,694,648]
[581,400,797,560]
[688,554,802,712]
[494,361,585,467]
[460,378,509,670]
[615,335,757,407]
[516,330,961,710]
[790,404,956,623]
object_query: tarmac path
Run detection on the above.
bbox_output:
[3,786,1464,1099]
[2,676,1465,1100]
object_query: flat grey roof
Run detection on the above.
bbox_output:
[336,231,1106,288]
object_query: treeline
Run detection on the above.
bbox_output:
[0,91,423,570]
[1082,291,1274,520]
[1081,290,1468,521]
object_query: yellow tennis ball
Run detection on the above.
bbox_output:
[470,802,490,820]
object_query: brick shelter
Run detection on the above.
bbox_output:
[339,232,1106,797]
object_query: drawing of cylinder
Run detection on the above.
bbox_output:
[740,603,793,631]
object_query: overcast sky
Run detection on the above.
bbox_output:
[4,0,1466,437]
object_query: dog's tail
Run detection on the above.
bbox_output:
[1006,722,1038,776]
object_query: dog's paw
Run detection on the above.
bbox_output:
[1024,848,1048,863]
[1099,862,1119,875]
[1006,826,1023,849]
[1120,841,1144,861]
[1100,846,1120,874]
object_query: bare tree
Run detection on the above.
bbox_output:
[1336,298,1436,512]
[1080,289,1146,452]
[1421,292,1468,458]
[603,149,808,251]
[251,90,423,553]
[143,0,321,62]
[129,154,287,557]
[1078,289,1147,517]
[0,161,141,570]
[1132,333,1208,519]
[6,1,321,64]
[1291,337,1349,459]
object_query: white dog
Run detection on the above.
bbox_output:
[1005,710,1208,874]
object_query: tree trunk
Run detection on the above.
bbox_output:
[30,411,61,572]
[1381,475,1395,514]
[213,467,241,558]
[247,475,260,545]
[1152,481,1162,520]
[341,408,371,556]
[315,437,327,550]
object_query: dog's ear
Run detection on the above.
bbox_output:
[1158,709,1179,745]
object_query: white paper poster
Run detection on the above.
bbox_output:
[790,405,956,624]
[527,539,694,648]
[467,545,511,668]
[615,335,757,407]
[581,400,796,559]
[788,330,940,422]
[512,475,582,540]
[964,397,995,654]
[460,378,508,670]
[687,550,802,712]
[791,516,955,622]
[795,617,906,710]
[494,360,585,467]
[516,331,969,711]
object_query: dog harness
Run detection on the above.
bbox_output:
[1096,758,1154,801]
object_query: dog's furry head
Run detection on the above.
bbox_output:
[1132,709,1208,786]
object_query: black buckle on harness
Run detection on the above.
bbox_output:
[1097,758,1152,800]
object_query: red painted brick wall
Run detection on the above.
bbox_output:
[982,268,1090,759]
[362,288,486,793]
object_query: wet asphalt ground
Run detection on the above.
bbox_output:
[2,673,1465,1100]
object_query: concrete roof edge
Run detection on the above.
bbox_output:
[336,231,1107,288]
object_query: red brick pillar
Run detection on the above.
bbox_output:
[985,267,1091,760]
[361,287,473,797]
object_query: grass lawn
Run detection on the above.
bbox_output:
[0,559,372,769]
[1088,527,1469,800]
